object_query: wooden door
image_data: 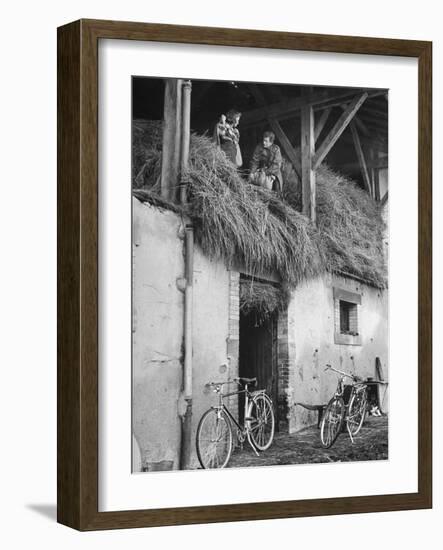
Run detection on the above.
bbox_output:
[239,311,278,429]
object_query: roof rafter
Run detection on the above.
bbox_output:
[241,88,386,126]
[313,92,368,170]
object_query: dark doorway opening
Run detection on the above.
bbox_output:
[239,309,279,431]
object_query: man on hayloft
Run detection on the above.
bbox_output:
[249,130,283,192]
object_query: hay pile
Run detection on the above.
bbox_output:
[281,156,386,288]
[133,119,163,187]
[184,134,324,287]
[240,280,290,320]
[132,121,387,292]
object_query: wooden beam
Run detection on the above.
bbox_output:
[313,92,368,170]
[350,121,372,194]
[314,107,331,142]
[301,103,316,222]
[341,104,370,136]
[161,79,182,201]
[241,88,385,126]
[249,85,300,176]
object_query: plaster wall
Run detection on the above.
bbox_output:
[132,199,237,470]
[189,247,234,468]
[286,273,389,432]
[132,199,185,470]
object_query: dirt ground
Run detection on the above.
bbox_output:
[227,415,388,468]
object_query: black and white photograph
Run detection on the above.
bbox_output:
[131,77,389,471]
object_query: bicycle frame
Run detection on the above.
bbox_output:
[325,364,367,443]
[206,380,265,455]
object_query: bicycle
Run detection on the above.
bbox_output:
[196,377,275,469]
[320,364,368,448]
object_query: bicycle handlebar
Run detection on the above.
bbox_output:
[205,377,257,390]
[324,364,362,383]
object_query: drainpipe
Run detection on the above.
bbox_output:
[180,224,194,470]
[179,79,194,469]
[180,80,192,204]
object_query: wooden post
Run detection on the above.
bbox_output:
[161,78,182,201]
[301,104,316,222]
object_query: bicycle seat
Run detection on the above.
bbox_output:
[239,377,257,385]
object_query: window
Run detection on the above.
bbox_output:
[333,287,362,345]
[339,300,358,335]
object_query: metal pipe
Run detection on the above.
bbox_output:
[180,223,194,469]
[180,80,192,204]
[184,223,194,398]
[178,80,193,469]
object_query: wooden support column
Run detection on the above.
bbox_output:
[350,121,372,195]
[313,92,368,170]
[161,78,182,201]
[301,104,316,222]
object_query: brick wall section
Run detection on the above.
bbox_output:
[276,298,297,432]
[227,271,240,422]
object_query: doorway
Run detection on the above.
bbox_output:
[239,309,279,431]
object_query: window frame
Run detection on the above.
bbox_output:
[333,287,362,346]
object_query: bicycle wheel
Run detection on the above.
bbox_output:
[196,408,233,469]
[320,397,345,448]
[247,393,275,451]
[347,389,367,436]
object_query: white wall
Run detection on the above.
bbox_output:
[132,199,185,470]
[1,1,441,549]
[288,274,388,431]
[132,200,234,470]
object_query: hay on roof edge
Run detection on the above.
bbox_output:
[133,121,387,290]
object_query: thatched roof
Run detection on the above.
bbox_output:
[133,120,387,290]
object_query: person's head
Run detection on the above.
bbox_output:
[226,109,241,127]
[219,114,226,124]
[262,131,275,149]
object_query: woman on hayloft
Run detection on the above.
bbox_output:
[213,109,243,168]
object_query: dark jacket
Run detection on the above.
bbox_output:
[250,143,283,190]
